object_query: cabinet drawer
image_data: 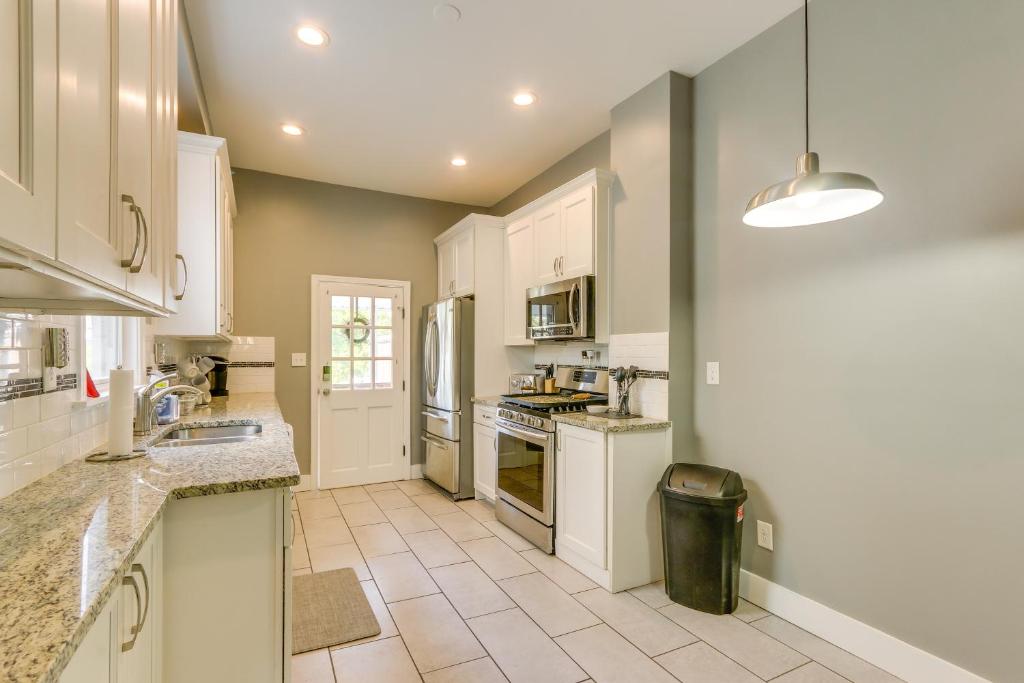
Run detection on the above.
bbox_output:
[473,405,497,425]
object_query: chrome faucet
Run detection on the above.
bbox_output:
[134,373,203,435]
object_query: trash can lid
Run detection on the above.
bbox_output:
[660,463,746,503]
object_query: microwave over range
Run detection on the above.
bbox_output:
[526,275,594,341]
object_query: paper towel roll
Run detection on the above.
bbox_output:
[108,368,135,455]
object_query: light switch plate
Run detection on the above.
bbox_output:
[706,361,720,385]
[291,353,307,367]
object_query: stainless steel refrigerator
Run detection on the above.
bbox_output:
[421,297,474,499]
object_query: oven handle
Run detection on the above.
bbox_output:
[496,420,551,447]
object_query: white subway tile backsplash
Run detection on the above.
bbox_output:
[0,428,28,467]
[40,391,74,420]
[13,395,40,428]
[608,332,670,419]
[27,415,72,452]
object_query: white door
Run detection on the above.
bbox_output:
[317,281,407,488]
[560,186,595,278]
[556,424,607,568]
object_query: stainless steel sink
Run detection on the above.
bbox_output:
[152,424,263,449]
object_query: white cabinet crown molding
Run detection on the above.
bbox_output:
[434,212,504,245]
[502,168,615,223]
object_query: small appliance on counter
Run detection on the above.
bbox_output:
[508,372,544,395]
[206,355,230,396]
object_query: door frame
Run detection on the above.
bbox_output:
[309,274,412,490]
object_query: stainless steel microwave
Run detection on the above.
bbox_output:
[526,276,594,341]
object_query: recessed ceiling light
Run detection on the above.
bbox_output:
[433,3,462,24]
[450,157,467,167]
[296,25,329,47]
[281,123,305,136]
[512,92,536,107]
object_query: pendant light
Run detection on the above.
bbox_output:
[743,0,883,228]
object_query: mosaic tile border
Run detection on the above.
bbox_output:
[0,373,78,402]
[228,361,275,368]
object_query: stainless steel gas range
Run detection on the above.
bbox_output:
[494,367,608,553]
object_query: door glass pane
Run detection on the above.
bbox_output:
[374,360,393,388]
[374,328,392,358]
[331,327,350,357]
[497,431,546,516]
[353,328,372,358]
[353,360,372,389]
[355,297,373,326]
[331,296,352,325]
[374,297,392,326]
[331,360,351,388]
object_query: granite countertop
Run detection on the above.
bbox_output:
[552,412,672,433]
[471,396,503,407]
[0,393,299,683]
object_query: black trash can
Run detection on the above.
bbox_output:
[659,463,748,615]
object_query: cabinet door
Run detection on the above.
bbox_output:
[532,202,562,284]
[556,424,607,568]
[120,0,161,304]
[473,422,496,501]
[223,205,234,334]
[437,238,454,298]
[560,185,594,278]
[216,164,229,335]
[0,0,56,257]
[452,229,474,297]
[119,521,161,683]
[56,0,125,289]
[60,593,117,683]
[503,217,534,346]
[154,0,178,311]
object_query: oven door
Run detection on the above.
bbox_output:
[495,419,555,526]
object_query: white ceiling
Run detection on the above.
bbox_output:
[184,0,801,207]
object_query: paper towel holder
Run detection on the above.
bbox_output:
[86,447,148,463]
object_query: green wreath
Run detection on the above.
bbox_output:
[344,314,371,343]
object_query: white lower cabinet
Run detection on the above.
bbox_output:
[473,419,497,502]
[60,593,117,683]
[555,422,672,592]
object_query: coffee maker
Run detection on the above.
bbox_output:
[206,355,230,396]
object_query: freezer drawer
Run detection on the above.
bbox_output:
[421,407,460,441]
[421,431,460,494]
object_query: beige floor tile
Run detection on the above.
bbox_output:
[291,496,299,511]
[411,493,461,516]
[340,500,388,527]
[752,616,903,683]
[331,636,420,683]
[575,587,697,656]
[430,561,515,619]
[519,549,598,593]
[367,551,440,603]
[304,516,355,549]
[293,535,311,569]
[481,520,534,551]
[370,488,416,510]
[291,648,335,683]
[385,506,438,535]
[308,542,370,579]
[332,486,370,505]
[389,593,486,673]
[497,572,599,636]
[299,497,342,521]
[422,657,508,683]
[332,580,399,650]
[467,608,587,683]
[733,598,770,623]
[351,523,410,558]
[404,529,471,568]
[628,580,673,609]
[433,510,493,542]
[456,499,496,522]
[364,481,398,492]
[773,662,849,682]
[556,624,678,683]
[660,602,808,679]
[292,510,304,536]
[296,489,335,502]
[654,641,761,683]
[460,537,535,580]
[395,478,440,496]
[293,568,312,577]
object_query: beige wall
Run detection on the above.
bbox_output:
[231,169,483,472]
[693,1,1023,679]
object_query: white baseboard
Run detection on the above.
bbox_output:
[410,464,423,479]
[739,570,989,683]
[290,474,312,493]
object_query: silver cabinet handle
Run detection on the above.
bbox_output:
[227,312,234,333]
[129,204,150,274]
[120,194,143,269]
[553,257,557,275]
[121,573,142,652]
[132,563,150,636]
[559,256,564,275]
[174,253,188,301]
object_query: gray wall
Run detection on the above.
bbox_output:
[489,131,610,216]
[231,169,483,472]
[693,1,1023,679]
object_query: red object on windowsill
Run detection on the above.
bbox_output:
[85,370,100,398]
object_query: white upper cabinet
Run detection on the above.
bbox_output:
[436,221,474,298]
[503,216,534,346]
[0,0,56,258]
[559,185,595,279]
[153,0,179,312]
[532,201,562,285]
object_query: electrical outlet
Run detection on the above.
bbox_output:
[757,520,774,551]
[291,353,307,367]
[706,361,720,385]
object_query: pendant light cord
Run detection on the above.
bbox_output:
[804,0,810,154]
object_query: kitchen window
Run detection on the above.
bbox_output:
[83,316,143,392]
[330,295,395,390]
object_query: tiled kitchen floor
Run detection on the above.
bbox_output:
[291,480,902,683]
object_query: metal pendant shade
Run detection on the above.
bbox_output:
[743,1,882,228]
